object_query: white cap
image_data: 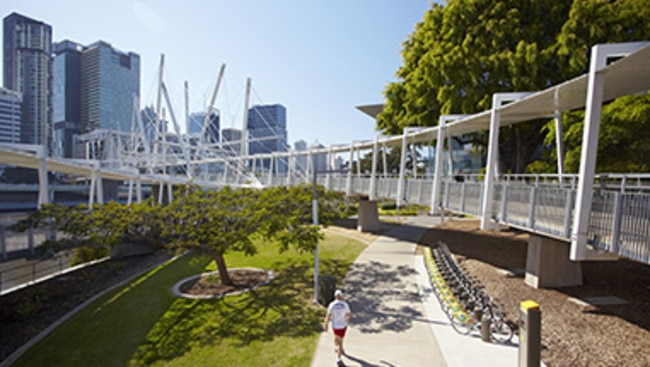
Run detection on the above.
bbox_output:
[334,289,343,298]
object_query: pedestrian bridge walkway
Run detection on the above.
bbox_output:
[317,173,650,265]
[1,41,650,269]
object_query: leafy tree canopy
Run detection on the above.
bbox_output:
[530,92,650,173]
[10,200,165,263]
[15,185,348,287]
[379,0,650,173]
[162,184,346,285]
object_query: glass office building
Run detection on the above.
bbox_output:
[53,40,82,158]
[247,104,288,171]
[188,109,220,144]
[0,87,22,143]
[221,128,241,155]
[3,12,53,150]
[81,41,140,133]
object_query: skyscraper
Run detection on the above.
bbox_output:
[0,87,22,143]
[53,40,82,158]
[141,105,167,144]
[221,128,241,155]
[294,139,308,173]
[3,12,53,151]
[188,109,220,144]
[309,142,328,173]
[80,41,140,133]
[247,104,287,171]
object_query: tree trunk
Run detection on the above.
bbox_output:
[214,252,234,286]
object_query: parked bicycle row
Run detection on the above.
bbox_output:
[423,241,514,344]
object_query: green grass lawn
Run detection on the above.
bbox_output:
[13,232,366,367]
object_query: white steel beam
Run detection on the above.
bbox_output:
[161,82,192,179]
[431,115,468,215]
[127,179,134,205]
[241,78,251,157]
[95,166,104,205]
[36,146,49,209]
[325,147,333,189]
[481,93,534,230]
[554,111,565,177]
[286,152,294,186]
[396,133,408,207]
[346,146,353,196]
[136,176,142,204]
[369,136,378,200]
[571,42,648,261]
[381,143,388,178]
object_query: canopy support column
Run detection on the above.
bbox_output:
[571,43,646,261]
[554,111,565,178]
[369,136,378,200]
[396,132,408,208]
[481,93,533,230]
[432,116,468,215]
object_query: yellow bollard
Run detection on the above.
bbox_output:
[518,300,541,367]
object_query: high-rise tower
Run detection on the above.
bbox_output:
[188,109,220,144]
[3,13,53,151]
[247,104,288,171]
[80,41,140,133]
[0,87,22,143]
[53,40,83,158]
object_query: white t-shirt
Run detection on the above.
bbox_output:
[327,300,350,329]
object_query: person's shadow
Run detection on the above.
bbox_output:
[342,351,397,367]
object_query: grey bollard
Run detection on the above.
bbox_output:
[518,300,541,367]
[474,307,490,342]
[481,314,491,342]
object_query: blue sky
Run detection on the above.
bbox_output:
[1,1,431,147]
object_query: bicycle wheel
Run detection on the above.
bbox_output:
[490,319,513,344]
[445,300,464,318]
[450,312,473,335]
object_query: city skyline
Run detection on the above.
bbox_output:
[0,1,431,147]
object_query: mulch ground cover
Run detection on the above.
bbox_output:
[420,218,650,367]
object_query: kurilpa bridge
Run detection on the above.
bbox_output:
[1,41,650,288]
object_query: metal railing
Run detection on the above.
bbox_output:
[302,173,650,265]
[0,225,52,261]
[0,252,75,294]
[588,192,650,263]
[4,172,649,266]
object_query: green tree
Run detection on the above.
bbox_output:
[163,185,346,286]
[379,1,571,130]
[557,0,650,79]
[15,185,346,287]
[356,145,426,175]
[528,0,650,173]
[379,0,650,173]
[532,92,650,173]
[10,200,165,262]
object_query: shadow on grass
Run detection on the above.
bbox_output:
[129,257,349,366]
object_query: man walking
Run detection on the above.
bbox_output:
[324,289,351,366]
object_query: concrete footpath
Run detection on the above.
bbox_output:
[311,215,519,367]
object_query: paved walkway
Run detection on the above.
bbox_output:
[311,215,519,367]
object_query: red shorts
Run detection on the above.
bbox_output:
[333,327,347,338]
